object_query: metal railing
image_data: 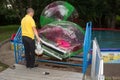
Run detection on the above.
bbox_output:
[83,22,92,73]
[13,27,24,63]
[91,38,105,80]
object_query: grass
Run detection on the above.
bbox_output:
[0,25,19,42]
[0,62,8,72]
[0,25,19,72]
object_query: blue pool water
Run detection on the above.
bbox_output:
[92,30,120,48]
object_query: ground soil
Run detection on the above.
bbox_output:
[0,42,15,66]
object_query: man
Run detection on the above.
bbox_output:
[21,8,40,68]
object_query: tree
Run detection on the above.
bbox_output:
[0,0,120,28]
[104,0,120,28]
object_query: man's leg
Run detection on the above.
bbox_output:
[22,36,31,68]
[29,39,36,67]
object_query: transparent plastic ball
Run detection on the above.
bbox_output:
[39,21,84,52]
[40,1,79,26]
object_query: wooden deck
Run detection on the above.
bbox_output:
[0,64,83,80]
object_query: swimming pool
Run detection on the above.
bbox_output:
[92,30,120,48]
[92,29,120,63]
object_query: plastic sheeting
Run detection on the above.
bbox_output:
[40,1,79,26]
[39,21,84,53]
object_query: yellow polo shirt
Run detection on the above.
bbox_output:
[21,15,36,39]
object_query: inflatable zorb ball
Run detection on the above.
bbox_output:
[40,1,79,26]
[38,21,84,60]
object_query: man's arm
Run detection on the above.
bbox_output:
[32,27,40,42]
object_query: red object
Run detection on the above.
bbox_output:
[92,28,120,31]
[83,28,120,31]
[56,38,70,48]
[11,34,16,41]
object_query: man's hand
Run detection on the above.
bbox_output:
[37,37,41,42]
[32,27,41,42]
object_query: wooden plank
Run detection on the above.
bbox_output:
[0,64,83,80]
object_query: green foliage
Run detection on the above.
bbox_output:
[0,0,120,28]
[116,15,120,21]
[116,15,120,27]
[0,25,19,42]
[0,62,8,72]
